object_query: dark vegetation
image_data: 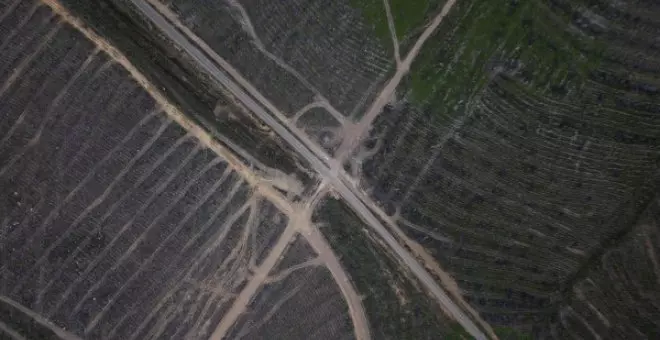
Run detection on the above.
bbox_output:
[359,0,660,337]
[54,0,314,188]
[227,262,355,340]
[350,0,447,54]
[0,4,287,339]
[313,197,465,339]
[548,195,660,339]
[386,0,446,42]
[162,0,392,117]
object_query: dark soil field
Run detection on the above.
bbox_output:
[0,2,290,339]
[356,0,660,337]
[0,296,68,340]
[227,238,355,340]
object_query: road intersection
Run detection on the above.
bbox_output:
[129,1,488,339]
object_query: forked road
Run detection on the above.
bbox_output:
[129,1,487,339]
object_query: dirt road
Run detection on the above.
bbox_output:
[334,0,459,164]
[129,0,488,338]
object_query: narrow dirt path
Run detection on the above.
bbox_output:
[225,0,350,123]
[145,0,338,168]
[131,3,487,329]
[263,257,324,284]
[382,0,401,65]
[41,1,489,339]
[643,226,660,285]
[208,222,298,340]
[40,0,294,210]
[0,296,83,340]
[354,182,498,339]
[0,320,27,340]
[207,185,372,340]
[135,3,374,338]
[334,0,458,164]
[302,225,372,340]
[292,184,372,340]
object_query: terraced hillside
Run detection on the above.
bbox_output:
[0,1,359,339]
[549,195,660,338]
[356,0,660,337]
